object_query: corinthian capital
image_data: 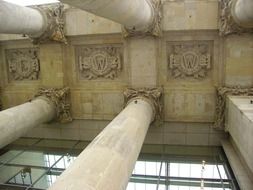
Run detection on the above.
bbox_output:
[30,3,67,44]
[214,86,253,129]
[124,87,163,121]
[219,0,253,36]
[34,87,72,123]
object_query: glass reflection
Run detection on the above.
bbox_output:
[0,138,238,190]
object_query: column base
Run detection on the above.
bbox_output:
[122,0,162,37]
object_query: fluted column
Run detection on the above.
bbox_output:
[48,88,162,190]
[0,87,71,149]
[60,0,162,36]
[0,0,66,43]
[219,0,253,35]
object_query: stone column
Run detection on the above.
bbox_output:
[232,0,253,28]
[219,0,253,35]
[0,0,66,43]
[48,88,162,190]
[60,0,161,36]
[0,87,71,149]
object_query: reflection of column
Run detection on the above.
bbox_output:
[49,88,162,190]
[0,87,72,149]
[219,0,253,35]
[59,0,162,36]
[0,0,66,43]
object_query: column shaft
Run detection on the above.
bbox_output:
[49,99,154,190]
[0,0,47,37]
[232,0,253,28]
[60,0,154,31]
[0,98,55,149]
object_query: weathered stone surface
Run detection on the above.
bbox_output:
[167,42,211,79]
[214,86,253,129]
[163,1,218,31]
[76,45,122,80]
[0,97,55,149]
[48,98,154,190]
[6,48,40,81]
[224,35,253,87]
[34,87,72,123]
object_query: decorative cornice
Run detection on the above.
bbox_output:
[122,0,162,37]
[214,86,253,129]
[30,4,67,44]
[124,87,162,121]
[219,0,253,36]
[34,87,72,123]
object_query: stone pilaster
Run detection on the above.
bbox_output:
[31,4,67,44]
[34,87,72,123]
[124,87,162,121]
[122,0,162,37]
[214,86,253,129]
[219,0,253,36]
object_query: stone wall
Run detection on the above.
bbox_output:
[226,96,253,176]
[224,34,253,87]
[23,120,226,146]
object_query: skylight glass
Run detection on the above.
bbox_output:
[3,0,59,6]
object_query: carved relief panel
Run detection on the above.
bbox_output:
[167,41,212,79]
[5,48,40,81]
[75,45,123,80]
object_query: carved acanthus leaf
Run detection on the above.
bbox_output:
[214,86,253,129]
[124,87,163,121]
[219,0,253,36]
[168,43,211,79]
[122,0,162,37]
[6,48,40,81]
[30,3,67,44]
[34,87,72,123]
[77,46,122,80]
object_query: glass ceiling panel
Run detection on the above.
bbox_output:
[0,138,239,190]
[0,150,23,164]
